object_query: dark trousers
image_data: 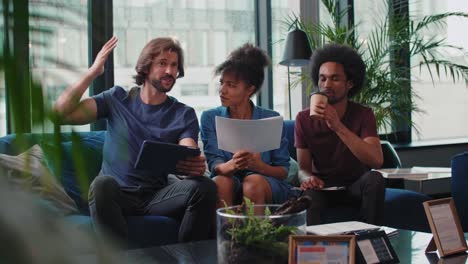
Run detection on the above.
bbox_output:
[305,171,385,225]
[88,174,217,245]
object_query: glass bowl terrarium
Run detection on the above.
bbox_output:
[217,199,307,264]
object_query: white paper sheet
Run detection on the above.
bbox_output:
[306,221,380,235]
[215,116,283,153]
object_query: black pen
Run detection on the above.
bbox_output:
[352,229,379,236]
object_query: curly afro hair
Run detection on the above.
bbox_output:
[214,43,271,95]
[309,43,366,98]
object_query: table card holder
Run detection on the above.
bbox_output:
[423,198,468,257]
[354,230,399,264]
[289,235,355,264]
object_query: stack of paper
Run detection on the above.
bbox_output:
[412,167,451,173]
[306,221,399,237]
[306,221,380,235]
[373,167,451,179]
[373,168,428,178]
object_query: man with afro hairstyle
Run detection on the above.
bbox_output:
[295,43,385,225]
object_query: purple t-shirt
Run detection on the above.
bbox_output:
[93,86,199,189]
[295,101,378,186]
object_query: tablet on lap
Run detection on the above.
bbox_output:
[134,140,201,174]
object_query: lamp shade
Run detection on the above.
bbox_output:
[279,28,312,67]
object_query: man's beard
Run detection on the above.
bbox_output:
[150,76,175,93]
[320,88,348,105]
[327,93,347,105]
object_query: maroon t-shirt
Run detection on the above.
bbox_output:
[295,101,378,186]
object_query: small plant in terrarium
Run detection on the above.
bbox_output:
[217,196,310,264]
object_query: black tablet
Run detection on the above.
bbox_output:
[355,230,399,264]
[134,140,201,174]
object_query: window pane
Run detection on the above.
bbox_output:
[410,0,468,141]
[355,0,468,140]
[191,31,208,66]
[29,0,89,132]
[271,0,300,119]
[354,0,392,135]
[212,31,228,65]
[354,0,388,42]
[113,0,255,118]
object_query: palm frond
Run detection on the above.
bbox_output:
[414,12,468,32]
[420,59,468,83]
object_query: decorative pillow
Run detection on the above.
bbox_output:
[42,135,103,215]
[0,144,79,215]
[286,157,300,187]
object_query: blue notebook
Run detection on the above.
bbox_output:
[134,140,201,174]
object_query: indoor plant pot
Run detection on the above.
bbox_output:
[216,202,306,264]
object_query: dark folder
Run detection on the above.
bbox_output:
[134,140,201,174]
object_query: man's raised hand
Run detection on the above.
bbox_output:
[89,36,118,77]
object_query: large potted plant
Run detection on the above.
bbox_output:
[284,0,468,140]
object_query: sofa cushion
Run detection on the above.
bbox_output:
[42,133,104,214]
[0,144,79,215]
[0,134,38,155]
[286,157,300,187]
[283,120,296,160]
[383,188,431,232]
[451,151,468,232]
[317,188,431,231]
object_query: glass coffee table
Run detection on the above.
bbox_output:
[81,229,468,263]
[130,230,468,263]
[126,239,216,263]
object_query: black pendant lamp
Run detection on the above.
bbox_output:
[279,27,312,119]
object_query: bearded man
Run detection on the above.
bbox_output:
[54,36,217,245]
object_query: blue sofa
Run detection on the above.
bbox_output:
[451,151,468,232]
[0,121,432,249]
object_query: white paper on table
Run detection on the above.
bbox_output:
[306,221,380,235]
[215,115,283,153]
